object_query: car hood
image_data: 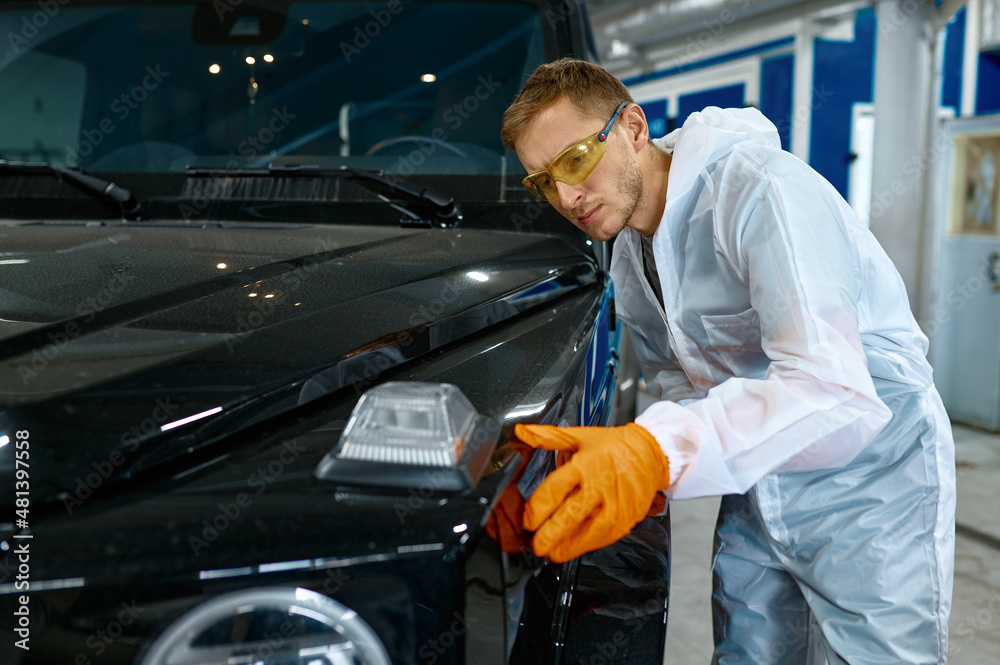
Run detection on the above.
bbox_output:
[0,222,596,506]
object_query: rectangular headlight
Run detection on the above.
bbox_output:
[314,382,499,490]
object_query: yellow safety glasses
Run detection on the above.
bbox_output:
[522,100,631,202]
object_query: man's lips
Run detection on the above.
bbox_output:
[577,205,601,225]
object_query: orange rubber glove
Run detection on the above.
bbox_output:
[516,423,670,563]
[485,440,534,554]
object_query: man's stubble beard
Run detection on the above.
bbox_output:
[592,150,644,242]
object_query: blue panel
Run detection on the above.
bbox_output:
[677,84,745,127]
[760,54,794,152]
[809,9,876,199]
[941,7,964,111]
[622,37,795,86]
[976,53,1000,115]
[640,99,668,139]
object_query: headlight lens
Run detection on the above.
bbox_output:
[141,587,391,665]
[339,382,477,467]
[314,382,499,490]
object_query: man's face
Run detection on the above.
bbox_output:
[514,97,644,242]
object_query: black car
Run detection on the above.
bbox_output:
[0,0,670,663]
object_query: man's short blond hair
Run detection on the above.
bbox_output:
[500,57,634,151]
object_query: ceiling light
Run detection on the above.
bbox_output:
[245,56,255,65]
[209,64,221,74]
[263,54,274,63]
[420,73,436,83]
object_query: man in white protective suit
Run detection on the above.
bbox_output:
[499,57,956,664]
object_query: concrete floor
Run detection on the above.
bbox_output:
[657,422,1000,664]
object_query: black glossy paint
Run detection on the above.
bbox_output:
[0,0,669,662]
[0,224,600,507]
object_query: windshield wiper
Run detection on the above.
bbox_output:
[184,164,461,227]
[0,160,144,221]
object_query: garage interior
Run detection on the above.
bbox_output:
[2,0,999,660]
[582,0,1000,660]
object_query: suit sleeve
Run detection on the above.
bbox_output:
[635,154,892,499]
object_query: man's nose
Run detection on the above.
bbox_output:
[553,180,582,210]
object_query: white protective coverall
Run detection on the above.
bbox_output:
[610,107,956,663]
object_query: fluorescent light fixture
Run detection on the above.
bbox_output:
[466,271,488,282]
[0,435,8,449]
[161,406,223,432]
[0,259,29,265]
[452,523,468,534]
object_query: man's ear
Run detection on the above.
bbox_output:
[622,103,649,154]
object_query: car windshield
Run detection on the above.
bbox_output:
[0,0,544,176]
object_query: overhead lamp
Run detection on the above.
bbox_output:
[263,53,274,63]
[420,73,436,83]
[245,56,255,65]
[208,64,221,74]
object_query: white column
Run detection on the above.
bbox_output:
[790,20,815,162]
[869,0,936,315]
[962,0,981,117]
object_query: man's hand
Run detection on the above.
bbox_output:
[515,423,670,563]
